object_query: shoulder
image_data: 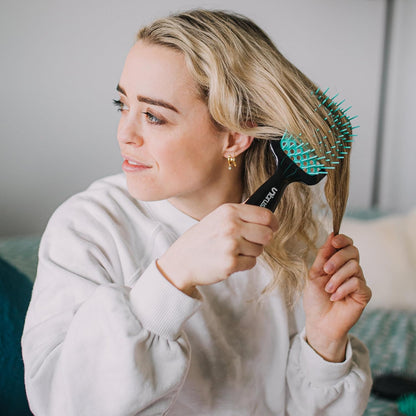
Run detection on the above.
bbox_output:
[48,174,151,231]
[41,174,166,260]
[38,174,165,282]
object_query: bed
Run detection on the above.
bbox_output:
[1,209,415,415]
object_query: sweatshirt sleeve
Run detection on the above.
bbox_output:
[22,200,201,416]
[286,328,372,415]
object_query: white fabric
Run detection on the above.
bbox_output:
[22,173,372,416]
[341,208,416,310]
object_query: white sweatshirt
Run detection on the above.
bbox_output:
[22,174,371,416]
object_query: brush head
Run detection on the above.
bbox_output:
[269,130,328,188]
[270,88,358,186]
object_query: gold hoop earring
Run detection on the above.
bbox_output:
[227,155,237,170]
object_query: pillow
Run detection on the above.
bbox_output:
[340,208,416,310]
[0,257,33,415]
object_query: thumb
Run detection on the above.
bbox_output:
[309,233,337,280]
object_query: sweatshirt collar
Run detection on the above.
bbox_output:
[143,199,199,237]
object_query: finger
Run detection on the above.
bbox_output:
[323,245,359,275]
[240,222,274,246]
[330,277,371,304]
[238,238,264,258]
[332,233,354,250]
[232,255,257,274]
[237,204,279,232]
[324,259,362,294]
[309,233,337,279]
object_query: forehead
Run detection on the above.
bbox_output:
[120,41,199,103]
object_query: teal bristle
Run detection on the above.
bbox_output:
[398,394,416,416]
[280,129,349,175]
[304,87,358,173]
[280,131,328,175]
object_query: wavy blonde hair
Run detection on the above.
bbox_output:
[137,9,351,302]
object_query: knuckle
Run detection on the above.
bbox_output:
[223,222,239,237]
[225,238,239,254]
[225,256,238,275]
[219,203,237,219]
[257,244,265,256]
[248,257,257,270]
[263,210,276,227]
[340,233,353,244]
[253,244,264,258]
[348,259,360,273]
[263,228,274,244]
[351,245,360,259]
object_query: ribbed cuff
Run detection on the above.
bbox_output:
[300,328,353,385]
[129,260,201,340]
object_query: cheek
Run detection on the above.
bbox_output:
[158,139,222,176]
[156,145,196,178]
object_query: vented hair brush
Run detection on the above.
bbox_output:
[246,88,357,215]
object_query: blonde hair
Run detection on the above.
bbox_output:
[137,9,351,302]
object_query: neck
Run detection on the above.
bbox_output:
[168,173,244,221]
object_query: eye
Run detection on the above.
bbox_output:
[112,99,129,112]
[143,111,165,125]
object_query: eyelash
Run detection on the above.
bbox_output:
[112,99,165,125]
[112,99,125,111]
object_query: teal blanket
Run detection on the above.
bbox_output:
[351,309,416,415]
[0,258,33,415]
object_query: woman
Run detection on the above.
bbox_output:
[22,9,372,415]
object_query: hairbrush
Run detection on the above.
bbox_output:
[245,88,357,213]
[372,373,416,416]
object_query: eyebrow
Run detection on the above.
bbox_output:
[116,84,179,114]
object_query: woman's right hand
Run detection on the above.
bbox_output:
[156,203,278,296]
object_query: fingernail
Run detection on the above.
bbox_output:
[325,283,334,293]
[324,262,334,274]
[330,293,337,301]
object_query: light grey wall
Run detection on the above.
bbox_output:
[0,0,392,237]
[380,0,416,213]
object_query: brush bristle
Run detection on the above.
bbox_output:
[311,87,357,167]
[398,394,416,416]
[280,88,357,177]
[280,130,331,175]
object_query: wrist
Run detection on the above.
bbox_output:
[156,257,196,297]
[305,330,348,363]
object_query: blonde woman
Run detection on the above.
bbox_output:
[22,9,372,416]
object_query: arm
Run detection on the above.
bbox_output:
[286,233,372,415]
[23,201,276,416]
[286,329,371,415]
[22,209,200,416]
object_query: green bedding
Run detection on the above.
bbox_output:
[0,235,41,282]
[351,309,416,415]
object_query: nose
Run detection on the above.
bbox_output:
[117,114,144,147]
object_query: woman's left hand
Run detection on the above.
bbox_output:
[303,233,372,362]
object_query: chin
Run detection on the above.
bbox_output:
[125,178,166,201]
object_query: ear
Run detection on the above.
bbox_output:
[223,131,254,158]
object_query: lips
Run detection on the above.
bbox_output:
[122,155,152,172]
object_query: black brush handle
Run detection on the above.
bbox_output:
[245,170,289,212]
[372,374,416,400]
